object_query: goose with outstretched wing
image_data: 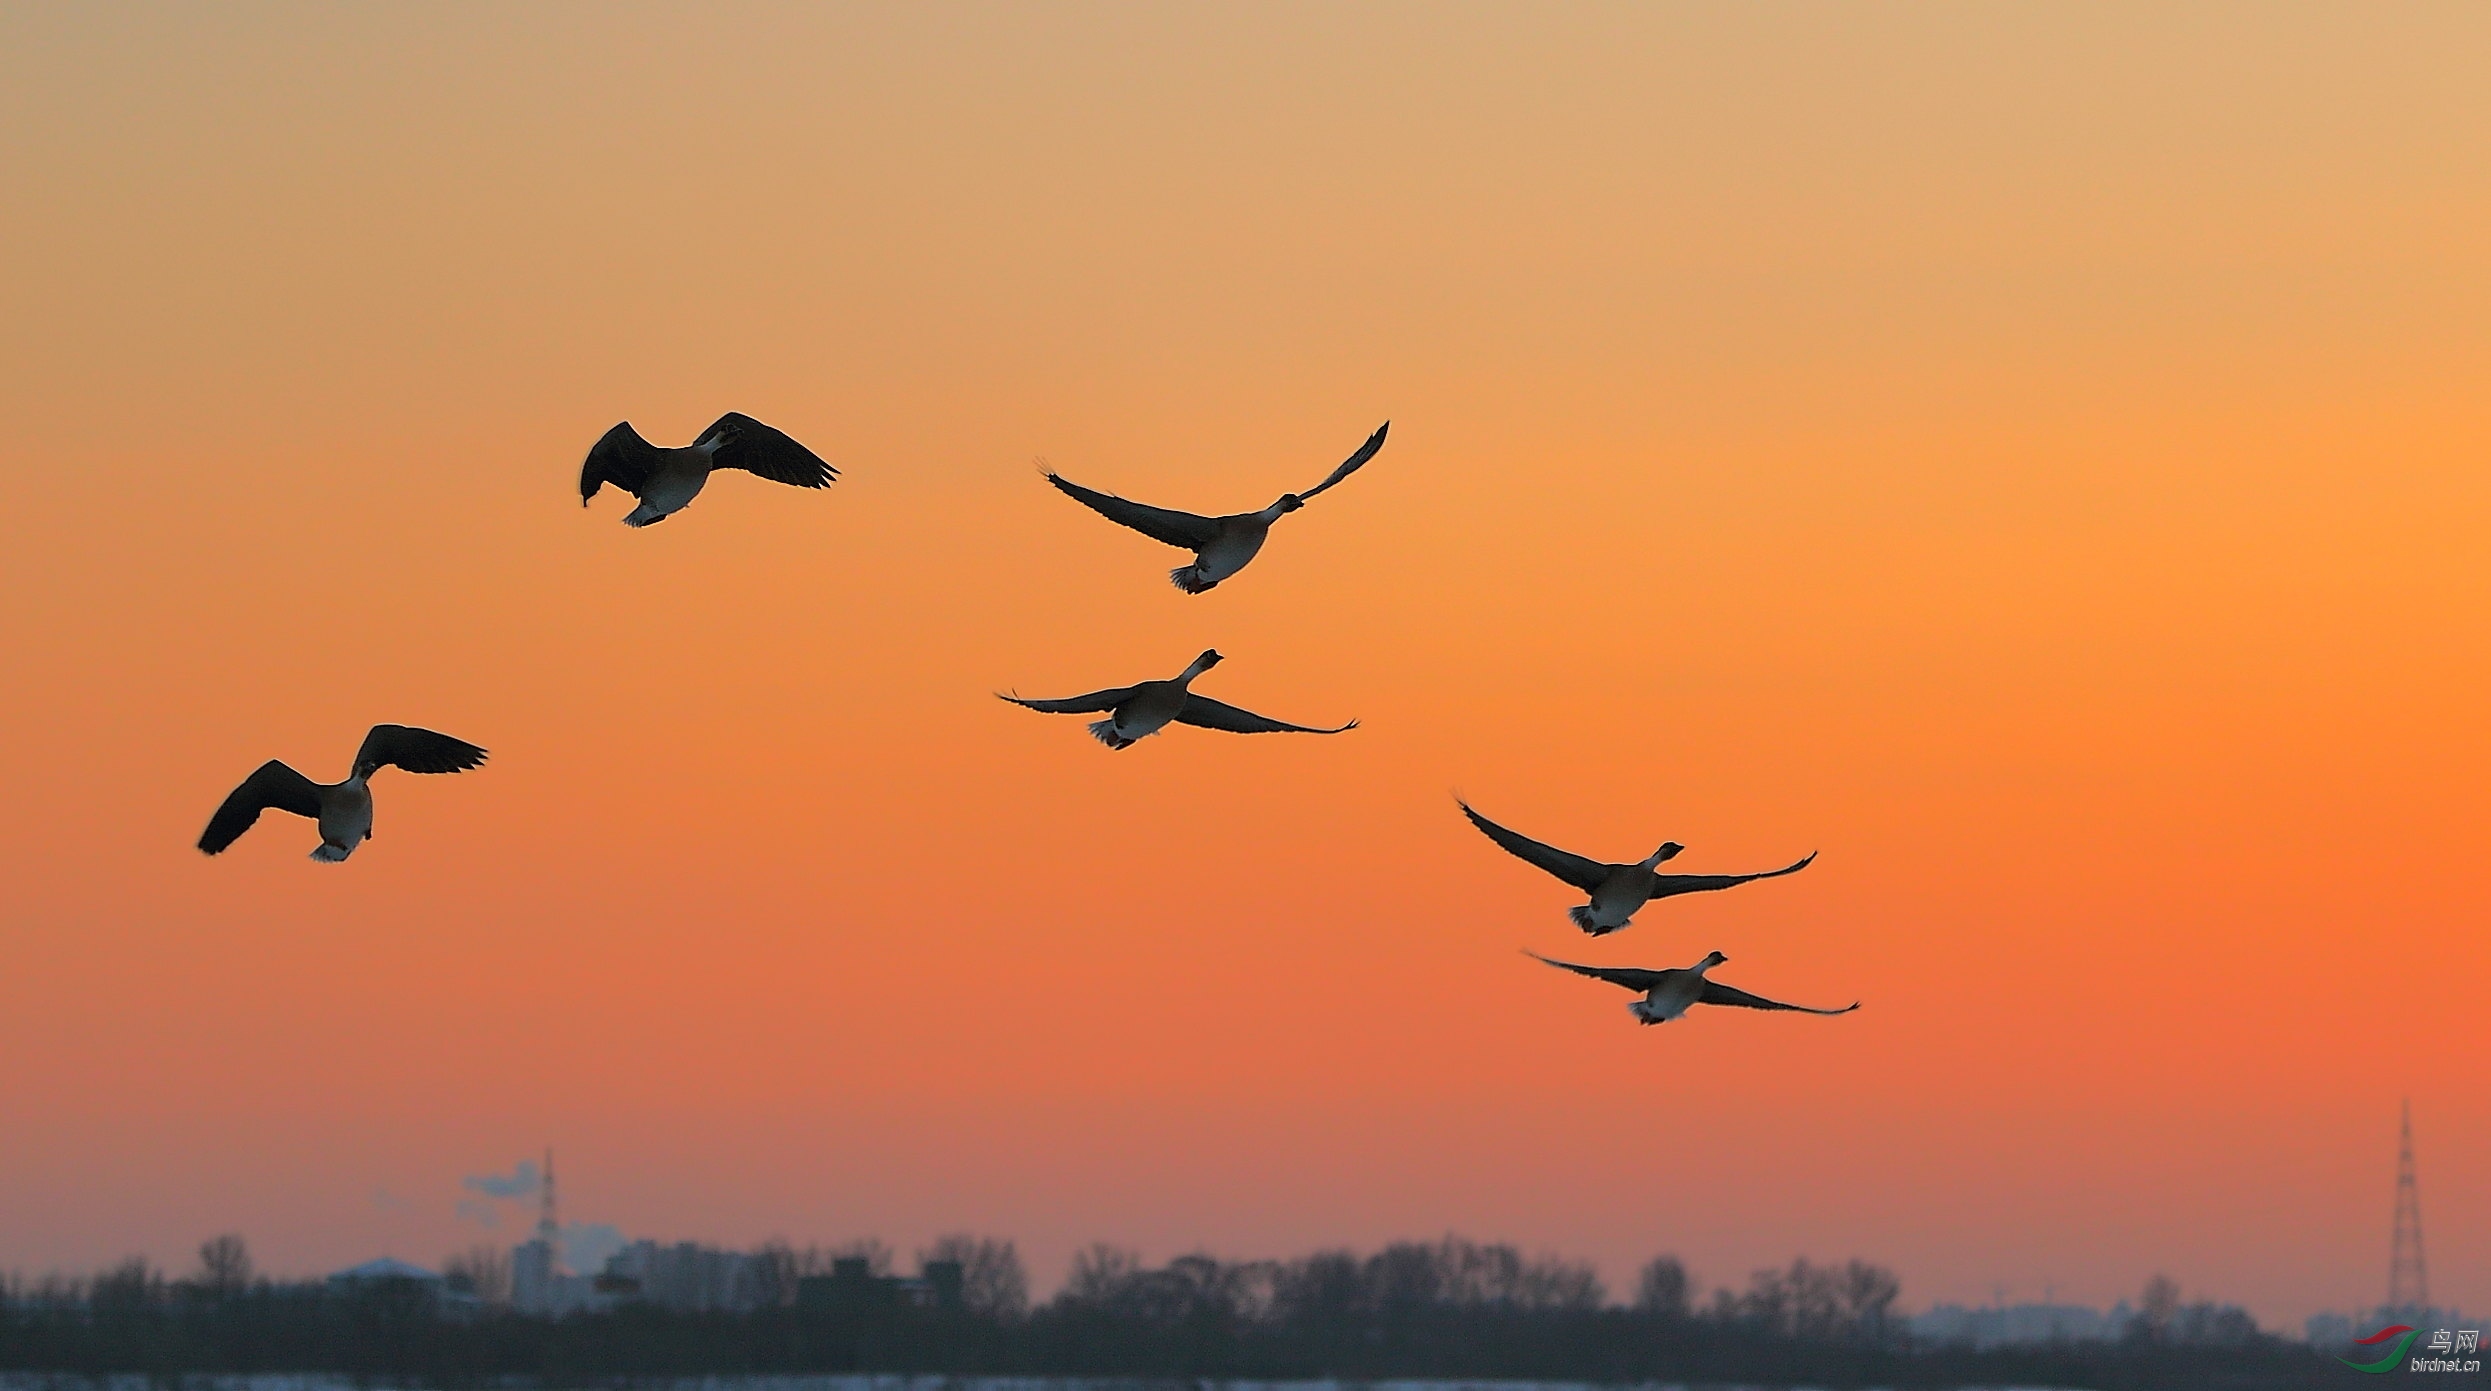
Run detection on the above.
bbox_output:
[1527,950,1857,1026]
[1459,799,1814,936]
[999,650,1357,750]
[199,725,487,861]
[1042,421,1388,592]
[579,412,836,526]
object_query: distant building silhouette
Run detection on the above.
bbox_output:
[497,1149,967,1319]
[327,1256,444,1292]
[1913,1300,2134,1348]
[597,1241,769,1313]
[795,1256,962,1314]
[327,1256,480,1318]
[510,1148,605,1316]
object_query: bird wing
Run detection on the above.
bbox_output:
[1523,951,1668,993]
[997,687,1139,715]
[1174,694,1357,736]
[579,421,663,503]
[1457,800,1610,892]
[1697,979,1858,1015]
[355,724,489,775]
[1041,470,1223,550]
[198,760,325,855]
[696,412,837,490]
[1648,851,1817,899]
[1296,420,1390,501]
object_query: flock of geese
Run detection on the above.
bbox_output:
[197,412,1857,1030]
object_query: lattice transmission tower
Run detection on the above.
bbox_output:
[2389,1099,2428,1314]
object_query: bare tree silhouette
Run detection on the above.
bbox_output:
[2137,1273,2182,1342]
[442,1245,510,1306]
[195,1235,252,1298]
[919,1234,1029,1319]
[1636,1255,1691,1317]
[1061,1243,1144,1306]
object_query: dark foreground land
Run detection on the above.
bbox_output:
[4,1243,2350,1390]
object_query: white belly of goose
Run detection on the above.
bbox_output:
[1632,979,1703,1024]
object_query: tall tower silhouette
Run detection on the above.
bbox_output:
[536,1148,561,1258]
[2388,1100,2428,1314]
[510,1148,564,1313]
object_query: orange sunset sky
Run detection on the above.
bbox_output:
[1,3,2485,1330]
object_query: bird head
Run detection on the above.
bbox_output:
[1697,951,1729,970]
[1196,649,1225,669]
[1649,841,1686,865]
[1275,493,1307,513]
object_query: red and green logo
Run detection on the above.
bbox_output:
[2341,1324,2419,1374]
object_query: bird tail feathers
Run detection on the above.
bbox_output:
[1169,565,1217,594]
[1567,905,1617,935]
[622,504,669,527]
[1087,719,1135,750]
[309,843,353,863]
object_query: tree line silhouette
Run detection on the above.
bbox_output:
[3,1233,2339,1389]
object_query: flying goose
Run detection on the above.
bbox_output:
[198,724,488,861]
[999,649,1357,750]
[578,412,837,526]
[1459,799,1815,936]
[1527,950,1858,1026]
[1041,421,1388,592]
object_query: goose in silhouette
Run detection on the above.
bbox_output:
[1041,421,1388,592]
[578,412,836,526]
[999,649,1357,750]
[1458,799,1814,936]
[1527,950,1857,1026]
[198,725,488,861]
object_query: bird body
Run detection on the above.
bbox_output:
[1630,953,1715,1024]
[1580,851,1682,934]
[198,725,487,861]
[621,445,719,526]
[312,775,374,862]
[1042,422,1387,592]
[1000,650,1357,750]
[1179,505,1285,593]
[1527,950,1857,1026]
[579,413,836,527]
[1093,649,1222,748]
[1458,799,1812,936]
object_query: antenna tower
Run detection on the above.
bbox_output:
[2388,1100,2428,1313]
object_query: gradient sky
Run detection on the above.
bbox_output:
[2,2,2486,1330]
